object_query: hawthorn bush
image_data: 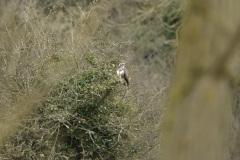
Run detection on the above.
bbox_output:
[2,52,140,159]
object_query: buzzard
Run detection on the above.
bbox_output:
[117,63,129,90]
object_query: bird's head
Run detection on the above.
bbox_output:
[118,62,125,69]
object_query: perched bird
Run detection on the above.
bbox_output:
[117,63,129,90]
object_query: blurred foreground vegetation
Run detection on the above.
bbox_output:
[161,1,240,160]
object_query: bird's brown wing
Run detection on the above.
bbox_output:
[123,68,129,86]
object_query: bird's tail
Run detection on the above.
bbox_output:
[124,79,129,92]
[124,74,129,86]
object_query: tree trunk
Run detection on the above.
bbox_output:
[162,1,240,160]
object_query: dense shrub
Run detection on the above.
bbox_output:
[1,52,140,159]
[0,0,169,159]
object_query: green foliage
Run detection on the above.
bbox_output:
[2,53,139,159]
[0,21,142,158]
[45,57,135,159]
[162,1,182,40]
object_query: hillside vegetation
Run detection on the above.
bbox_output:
[0,0,176,159]
[1,0,239,160]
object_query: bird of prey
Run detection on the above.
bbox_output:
[117,62,129,90]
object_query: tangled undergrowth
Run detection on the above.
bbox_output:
[0,0,168,159]
[1,52,142,159]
